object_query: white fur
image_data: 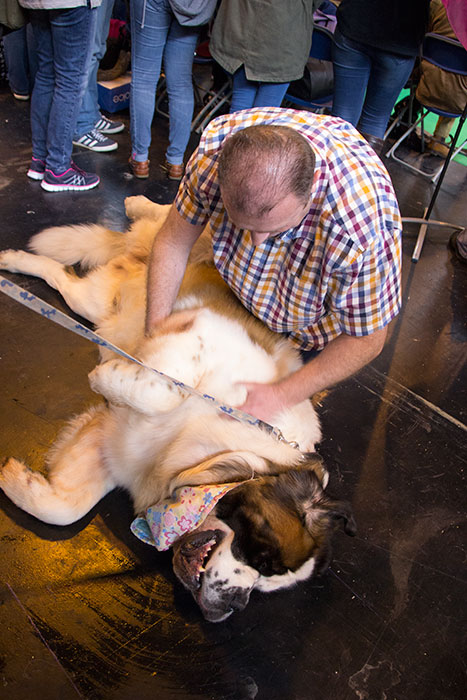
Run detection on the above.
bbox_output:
[0,196,324,619]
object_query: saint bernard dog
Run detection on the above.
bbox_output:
[0,196,355,622]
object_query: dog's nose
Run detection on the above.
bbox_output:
[226,587,250,613]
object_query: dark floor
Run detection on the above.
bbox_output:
[0,87,466,700]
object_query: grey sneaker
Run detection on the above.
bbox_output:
[94,115,124,134]
[41,162,100,192]
[73,128,118,152]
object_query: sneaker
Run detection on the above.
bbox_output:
[41,162,100,192]
[27,157,46,181]
[73,128,118,152]
[13,92,30,101]
[94,115,125,134]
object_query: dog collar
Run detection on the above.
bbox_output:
[131,482,242,551]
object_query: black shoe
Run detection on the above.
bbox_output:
[448,230,467,264]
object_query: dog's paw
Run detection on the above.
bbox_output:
[0,457,44,509]
[124,195,152,221]
[89,361,126,403]
[0,248,26,272]
[88,363,111,395]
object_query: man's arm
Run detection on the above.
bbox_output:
[239,327,388,422]
[145,204,205,336]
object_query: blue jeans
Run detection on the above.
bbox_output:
[130,0,200,164]
[3,24,37,96]
[331,28,415,138]
[28,6,97,173]
[75,0,115,136]
[230,66,290,112]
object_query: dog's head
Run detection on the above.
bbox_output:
[171,466,356,622]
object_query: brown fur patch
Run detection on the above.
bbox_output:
[179,262,297,359]
[253,495,317,569]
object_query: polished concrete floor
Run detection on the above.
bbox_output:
[0,87,466,700]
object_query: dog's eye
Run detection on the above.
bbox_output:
[253,552,287,577]
[257,560,274,576]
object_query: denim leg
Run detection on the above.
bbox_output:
[75,0,115,137]
[359,52,415,138]
[230,66,259,112]
[253,81,290,109]
[26,23,38,84]
[331,28,371,127]
[230,69,289,111]
[163,21,199,164]
[3,26,32,95]
[130,0,173,161]
[29,11,55,162]
[29,7,96,172]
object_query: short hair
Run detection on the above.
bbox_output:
[217,124,315,218]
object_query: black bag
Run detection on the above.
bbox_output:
[287,58,334,102]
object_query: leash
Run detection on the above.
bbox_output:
[0,274,301,450]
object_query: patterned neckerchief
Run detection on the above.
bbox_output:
[131,482,242,551]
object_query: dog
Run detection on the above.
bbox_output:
[0,196,355,622]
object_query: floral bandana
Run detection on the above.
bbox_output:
[130,482,241,551]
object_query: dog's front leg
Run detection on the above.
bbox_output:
[89,360,188,415]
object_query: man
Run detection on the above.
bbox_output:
[145,107,402,422]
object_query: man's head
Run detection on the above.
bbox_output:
[218,125,315,244]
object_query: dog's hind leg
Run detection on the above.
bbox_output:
[0,407,115,526]
[0,249,110,322]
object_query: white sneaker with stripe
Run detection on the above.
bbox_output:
[73,128,118,152]
[94,115,125,134]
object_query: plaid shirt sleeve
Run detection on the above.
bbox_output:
[329,224,402,337]
[174,150,211,225]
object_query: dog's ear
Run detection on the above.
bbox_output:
[302,488,357,537]
[275,469,357,537]
[309,494,357,536]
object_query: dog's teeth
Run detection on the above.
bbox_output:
[199,566,206,572]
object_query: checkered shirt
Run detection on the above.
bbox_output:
[175,108,402,350]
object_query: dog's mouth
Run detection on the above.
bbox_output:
[172,528,226,592]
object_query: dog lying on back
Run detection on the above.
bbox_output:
[0,196,355,622]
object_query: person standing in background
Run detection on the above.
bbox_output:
[19,0,101,192]
[209,0,317,113]
[331,0,430,153]
[3,23,37,100]
[73,0,125,154]
[129,0,211,181]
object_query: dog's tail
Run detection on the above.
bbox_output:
[28,224,126,268]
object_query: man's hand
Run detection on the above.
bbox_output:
[237,381,289,423]
[237,327,388,421]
